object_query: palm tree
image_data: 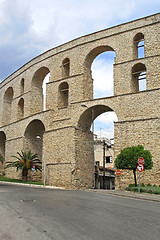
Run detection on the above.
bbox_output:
[5,150,42,182]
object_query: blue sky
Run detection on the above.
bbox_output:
[0,0,159,138]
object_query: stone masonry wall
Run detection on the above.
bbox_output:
[0,13,159,188]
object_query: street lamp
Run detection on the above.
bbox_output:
[81,104,95,189]
[36,135,46,187]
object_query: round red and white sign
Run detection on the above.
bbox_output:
[116,170,121,175]
[138,157,144,165]
[137,164,144,172]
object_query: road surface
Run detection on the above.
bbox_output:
[0,183,159,240]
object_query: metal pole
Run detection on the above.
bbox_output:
[91,108,95,189]
[30,170,33,186]
[103,140,105,189]
[43,137,46,187]
[138,172,141,193]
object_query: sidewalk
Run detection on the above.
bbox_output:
[91,189,160,202]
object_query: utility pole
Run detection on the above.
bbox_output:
[103,140,106,189]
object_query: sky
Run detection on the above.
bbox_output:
[0,0,159,139]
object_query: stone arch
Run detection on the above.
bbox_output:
[2,87,14,125]
[58,82,69,108]
[31,67,50,114]
[17,98,24,119]
[133,33,144,59]
[78,104,114,132]
[20,78,25,94]
[132,63,146,92]
[0,131,6,160]
[24,119,45,160]
[83,46,116,100]
[74,104,117,189]
[62,58,70,78]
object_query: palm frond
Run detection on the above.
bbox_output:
[0,154,4,163]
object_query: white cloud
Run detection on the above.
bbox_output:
[0,0,159,81]
[94,112,118,139]
[95,125,115,140]
[92,56,114,98]
[96,112,118,125]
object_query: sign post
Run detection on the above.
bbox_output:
[116,170,121,188]
[30,165,35,185]
[137,162,144,193]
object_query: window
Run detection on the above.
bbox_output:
[58,82,69,108]
[106,156,112,163]
[133,33,144,59]
[62,58,70,78]
[132,63,146,92]
[20,78,24,94]
[3,87,14,124]
[17,98,24,119]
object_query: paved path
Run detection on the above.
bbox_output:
[1,181,160,202]
[0,183,160,240]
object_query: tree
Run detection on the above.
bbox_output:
[0,154,4,164]
[5,151,42,182]
[115,145,153,186]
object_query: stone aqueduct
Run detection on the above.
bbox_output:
[0,13,159,189]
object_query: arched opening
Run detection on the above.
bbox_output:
[31,67,50,114]
[84,46,116,100]
[58,82,69,108]
[62,58,70,78]
[20,78,25,94]
[132,63,146,92]
[0,131,6,174]
[2,87,14,125]
[17,98,24,119]
[92,51,116,98]
[42,72,50,111]
[77,105,118,189]
[133,33,144,59]
[24,119,45,161]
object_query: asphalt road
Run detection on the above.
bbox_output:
[0,183,159,240]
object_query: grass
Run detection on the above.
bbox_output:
[0,176,43,185]
[125,183,160,195]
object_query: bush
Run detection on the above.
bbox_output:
[147,183,152,187]
[141,183,145,187]
[129,184,135,187]
[125,184,160,195]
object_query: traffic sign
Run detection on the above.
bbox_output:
[137,164,144,172]
[138,157,144,165]
[116,170,121,175]
[31,165,35,171]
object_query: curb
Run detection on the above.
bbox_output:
[0,181,65,190]
[91,189,160,202]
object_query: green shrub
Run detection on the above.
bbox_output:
[141,183,145,187]
[147,183,152,187]
[152,188,160,194]
[125,184,160,195]
[129,184,135,187]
